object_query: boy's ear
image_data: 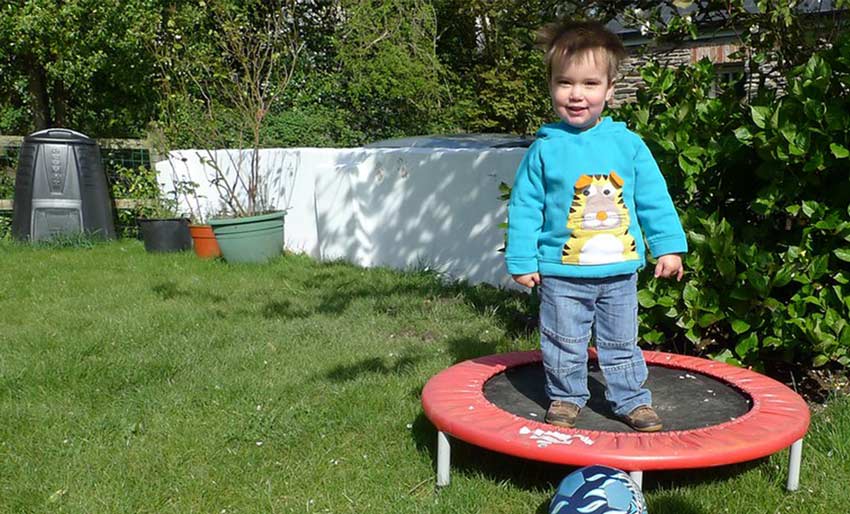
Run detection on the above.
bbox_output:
[605,81,615,102]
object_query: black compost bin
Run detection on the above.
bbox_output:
[11,128,115,241]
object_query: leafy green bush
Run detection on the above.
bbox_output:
[107,165,161,238]
[0,149,15,240]
[499,24,850,372]
[614,34,850,370]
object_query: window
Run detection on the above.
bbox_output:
[712,63,746,98]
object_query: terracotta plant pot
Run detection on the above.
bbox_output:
[189,224,221,259]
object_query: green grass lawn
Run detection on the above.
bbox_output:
[0,240,847,514]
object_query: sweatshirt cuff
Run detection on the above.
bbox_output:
[647,236,688,258]
[505,257,539,276]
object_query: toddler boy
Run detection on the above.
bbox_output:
[505,20,686,432]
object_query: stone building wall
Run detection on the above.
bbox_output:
[612,40,754,106]
[612,38,786,107]
[614,46,694,105]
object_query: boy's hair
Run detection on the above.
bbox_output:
[536,20,626,82]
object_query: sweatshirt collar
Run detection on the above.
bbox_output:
[558,116,612,135]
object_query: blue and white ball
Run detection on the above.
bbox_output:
[549,465,647,514]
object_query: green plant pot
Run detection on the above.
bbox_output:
[208,211,285,263]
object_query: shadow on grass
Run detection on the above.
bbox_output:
[446,336,501,363]
[305,262,538,341]
[643,460,763,490]
[411,408,766,505]
[262,299,312,319]
[152,281,225,303]
[325,354,425,382]
[289,333,508,392]
[177,256,537,351]
[648,494,708,514]
[399,336,503,401]
[410,412,568,492]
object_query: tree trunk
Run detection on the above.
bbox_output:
[53,80,67,128]
[22,52,52,130]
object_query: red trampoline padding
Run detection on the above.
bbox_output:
[422,350,810,471]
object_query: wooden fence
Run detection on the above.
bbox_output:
[0,199,157,212]
[0,135,161,163]
[0,135,160,212]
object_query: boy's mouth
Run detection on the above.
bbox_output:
[567,106,587,115]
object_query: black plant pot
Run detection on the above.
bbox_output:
[137,218,192,253]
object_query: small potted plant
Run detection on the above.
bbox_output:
[200,151,287,264]
[188,217,221,260]
[136,187,192,253]
[153,1,303,263]
[170,178,221,259]
[166,3,303,264]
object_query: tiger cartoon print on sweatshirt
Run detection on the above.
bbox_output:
[561,172,639,265]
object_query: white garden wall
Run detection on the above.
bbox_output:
[156,147,527,288]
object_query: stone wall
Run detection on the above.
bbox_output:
[614,46,694,105]
[612,39,767,106]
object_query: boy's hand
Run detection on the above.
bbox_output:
[655,254,684,281]
[512,272,541,288]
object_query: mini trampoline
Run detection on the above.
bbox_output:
[422,350,810,490]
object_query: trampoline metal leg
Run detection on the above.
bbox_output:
[629,471,643,490]
[437,431,451,487]
[786,438,803,492]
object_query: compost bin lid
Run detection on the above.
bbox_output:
[24,129,96,145]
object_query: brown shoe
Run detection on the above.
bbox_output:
[622,405,663,432]
[545,400,581,428]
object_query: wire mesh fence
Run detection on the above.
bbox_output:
[0,135,161,240]
[0,135,156,179]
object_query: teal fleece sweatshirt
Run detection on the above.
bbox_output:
[505,117,687,278]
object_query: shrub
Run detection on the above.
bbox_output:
[0,159,13,240]
[614,33,850,370]
[500,30,850,372]
[107,165,161,238]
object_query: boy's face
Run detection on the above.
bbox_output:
[549,50,614,130]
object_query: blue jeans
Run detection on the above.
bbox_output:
[538,273,650,416]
